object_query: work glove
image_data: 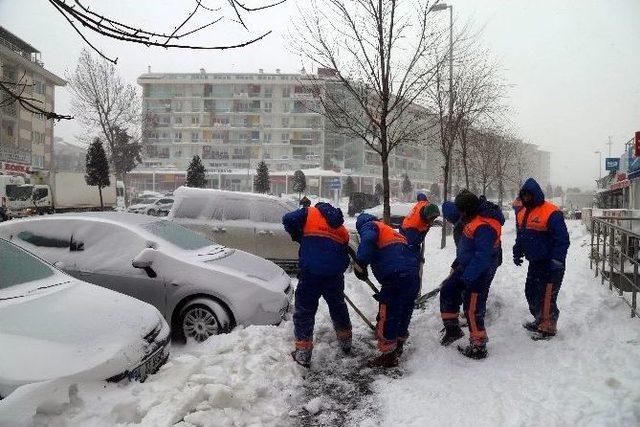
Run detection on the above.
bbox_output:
[353,262,369,281]
[548,259,565,284]
[290,232,301,243]
[513,255,523,266]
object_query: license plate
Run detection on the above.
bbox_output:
[128,345,168,382]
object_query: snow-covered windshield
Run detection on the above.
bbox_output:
[143,220,213,250]
[0,239,55,289]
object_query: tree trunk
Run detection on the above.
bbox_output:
[463,154,470,189]
[441,161,450,249]
[381,152,391,225]
[98,186,104,210]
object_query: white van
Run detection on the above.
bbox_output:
[168,187,302,272]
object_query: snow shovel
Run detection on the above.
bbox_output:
[346,246,380,295]
[415,286,441,309]
[344,294,375,331]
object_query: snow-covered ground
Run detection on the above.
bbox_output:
[1,220,640,426]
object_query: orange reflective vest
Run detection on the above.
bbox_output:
[516,201,560,232]
[402,200,430,232]
[463,216,502,247]
[302,206,349,244]
[374,221,408,248]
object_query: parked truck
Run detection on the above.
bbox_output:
[0,172,119,217]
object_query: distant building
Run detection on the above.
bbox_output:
[0,26,65,181]
[53,137,86,172]
[132,69,435,196]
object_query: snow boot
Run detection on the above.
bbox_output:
[338,337,352,355]
[457,343,487,360]
[522,321,539,333]
[439,324,465,346]
[291,349,312,368]
[395,340,405,357]
[530,330,556,341]
[367,350,399,368]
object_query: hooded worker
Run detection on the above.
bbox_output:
[282,202,352,367]
[354,213,420,368]
[400,193,441,254]
[513,178,570,340]
[439,191,504,359]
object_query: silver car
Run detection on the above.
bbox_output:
[168,187,303,273]
[0,238,170,399]
[0,213,292,343]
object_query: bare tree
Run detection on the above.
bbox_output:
[67,49,149,180]
[292,0,444,223]
[467,128,498,196]
[1,1,286,121]
[455,51,506,188]
[493,133,518,205]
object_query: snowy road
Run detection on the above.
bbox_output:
[1,220,640,426]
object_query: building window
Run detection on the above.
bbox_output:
[191,131,200,141]
[282,117,289,128]
[281,133,289,143]
[175,116,183,125]
[32,155,44,168]
[31,131,45,145]
[263,101,272,112]
[34,80,46,95]
[175,131,182,141]
[282,87,290,98]
[264,87,273,98]
[191,116,200,125]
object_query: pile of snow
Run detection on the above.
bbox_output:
[2,220,640,426]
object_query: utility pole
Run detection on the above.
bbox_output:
[607,136,613,157]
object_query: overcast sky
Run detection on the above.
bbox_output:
[1,0,638,189]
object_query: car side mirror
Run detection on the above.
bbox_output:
[70,236,84,252]
[132,248,157,278]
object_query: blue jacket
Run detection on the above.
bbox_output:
[455,199,505,284]
[442,201,464,246]
[513,179,570,263]
[355,213,419,282]
[282,202,350,276]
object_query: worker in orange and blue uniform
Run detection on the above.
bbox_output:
[400,193,441,254]
[439,191,504,359]
[282,202,352,367]
[354,213,420,368]
[513,178,570,340]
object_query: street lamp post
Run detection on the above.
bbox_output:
[430,2,453,196]
[595,150,602,182]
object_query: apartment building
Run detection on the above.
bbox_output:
[133,69,435,195]
[0,26,65,181]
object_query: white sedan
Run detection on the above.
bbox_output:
[0,238,170,399]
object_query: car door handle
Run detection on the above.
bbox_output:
[257,230,268,235]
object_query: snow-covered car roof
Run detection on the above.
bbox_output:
[3,212,214,252]
[173,186,291,203]
[364,202,415,218]
[170,187,299,219]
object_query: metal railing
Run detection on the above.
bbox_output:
[590,217,640,317]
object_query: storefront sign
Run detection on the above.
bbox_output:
[1,162,31,176]
[605,158,620,171]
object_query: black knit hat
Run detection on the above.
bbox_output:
[454,190,480,217]
[299,196,311,208]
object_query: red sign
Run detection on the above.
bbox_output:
[1,162,31,175]
[635,131,640,157]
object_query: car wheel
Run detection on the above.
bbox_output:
[179,298,231,342]
[148,209,156,216]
